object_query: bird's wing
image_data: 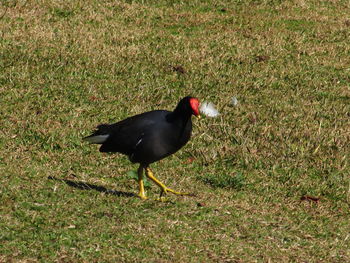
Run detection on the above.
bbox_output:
[99,111,168,154]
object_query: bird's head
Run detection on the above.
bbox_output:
[175,96,200,118]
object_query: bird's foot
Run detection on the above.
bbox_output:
[138,193,147,200]
[160,187,190,197]
[156,196,168,202]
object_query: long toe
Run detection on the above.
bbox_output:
[164,187,190,196]
[138,193,148,200]
[156,196,168,202]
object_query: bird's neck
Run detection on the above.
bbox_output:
[167,110,192,127]
[166,111,192,144]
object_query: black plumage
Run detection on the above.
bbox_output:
[83,96,200,199]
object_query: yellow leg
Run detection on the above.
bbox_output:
[137,165,147,200]
[145,167,189,198]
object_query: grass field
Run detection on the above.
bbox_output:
[1,0,350,262]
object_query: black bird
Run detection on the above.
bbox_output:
[83,96,200,199]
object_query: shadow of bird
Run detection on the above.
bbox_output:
[48,176,135,197]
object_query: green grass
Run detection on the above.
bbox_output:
[1,0,350,262]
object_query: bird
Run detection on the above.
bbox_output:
[83,96,200,200]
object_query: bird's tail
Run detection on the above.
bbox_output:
[83,124,110,144]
